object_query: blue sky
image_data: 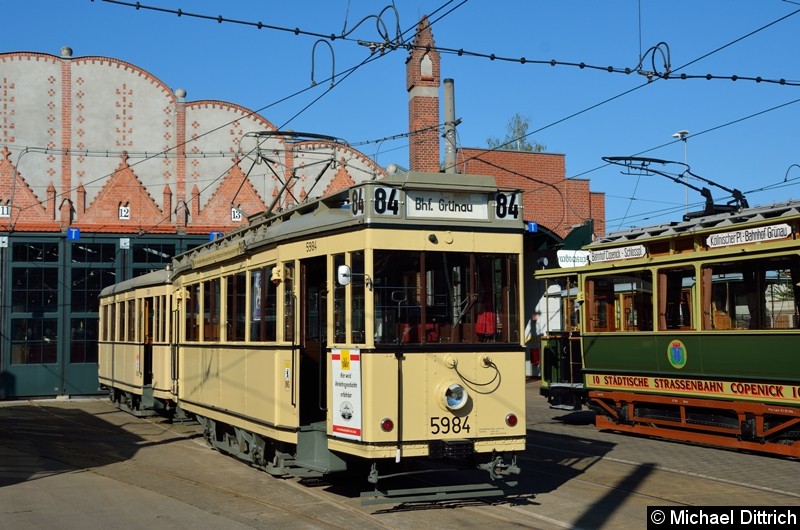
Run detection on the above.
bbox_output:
[4,1,800,234]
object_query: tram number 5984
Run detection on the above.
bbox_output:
[430,415,471,434]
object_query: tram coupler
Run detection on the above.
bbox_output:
[367,462,380,484]
[478,453,520,480]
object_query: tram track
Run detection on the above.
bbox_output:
[3,394,799,529]
[0,399,396,529]
[0,400,564,529]
[1,399,554,529]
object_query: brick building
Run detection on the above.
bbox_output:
[405,17,605,239]
[0,18,603,398]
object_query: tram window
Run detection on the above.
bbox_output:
[351,251,366,344]
[226,272,246,341]
[203,278,221,341]
[373,251,425,344]
[284,264,295,341]
[702,255,800,330]
[141,297,152,343]
[150,297,159,342]
[657,267,694,330]
[157,294,168,342]
[332,252,367,345]
[249,268,276,342]
[372,250,519,345]
[585,272,653,332]
[118,301,126,341]
[333,254,346,343]
[108,303,116,341]
[127,300,136,341]
[537,276,580,333]
[185,283,200,341]
[99,305,106,342]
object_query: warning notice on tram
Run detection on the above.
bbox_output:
[331,349,363,441]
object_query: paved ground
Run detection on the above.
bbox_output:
[1,381,798,529]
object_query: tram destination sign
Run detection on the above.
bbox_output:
[405,190,489,220]
[706,223,792,248]
[589,244,647,263]
[351,186,521,222]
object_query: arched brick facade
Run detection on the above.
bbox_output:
[0,49,385,235]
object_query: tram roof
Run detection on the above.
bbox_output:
[591,199,800,247]
[170,170,519,273]
[99,268,170,297]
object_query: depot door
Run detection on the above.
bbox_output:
[1,239,115,398]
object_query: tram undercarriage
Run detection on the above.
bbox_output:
[106,385,162,418]
[195,414,520,504]
[360,451,520,505]
[589,390,800,458]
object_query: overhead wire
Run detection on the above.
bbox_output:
[13,2,799,235]
[457,6,800,231]
[102,0,800,88]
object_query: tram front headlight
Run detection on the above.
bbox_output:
[443,383,469,411]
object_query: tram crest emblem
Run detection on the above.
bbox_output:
[667,340,687,369]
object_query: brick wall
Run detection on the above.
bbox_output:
[459,148,605,238]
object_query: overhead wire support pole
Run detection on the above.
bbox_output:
[671,130,689,214]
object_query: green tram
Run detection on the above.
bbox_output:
[536,200,800,457]
[99,169,526,503]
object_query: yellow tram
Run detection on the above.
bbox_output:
[98,269,175,416]
[99,169,526,502]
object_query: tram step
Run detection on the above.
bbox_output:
[295,421,347,474]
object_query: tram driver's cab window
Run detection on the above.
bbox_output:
[333,252,368,345]
[701,255,800,330]
[372,250,520,345]
[585,271,653,332]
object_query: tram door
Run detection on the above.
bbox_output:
[299,256,328,426]
[142,297,153,386]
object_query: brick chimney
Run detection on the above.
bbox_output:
[406,16,441,172]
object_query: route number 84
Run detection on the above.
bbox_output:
[430,415,470,434]
[495,192,520,220]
